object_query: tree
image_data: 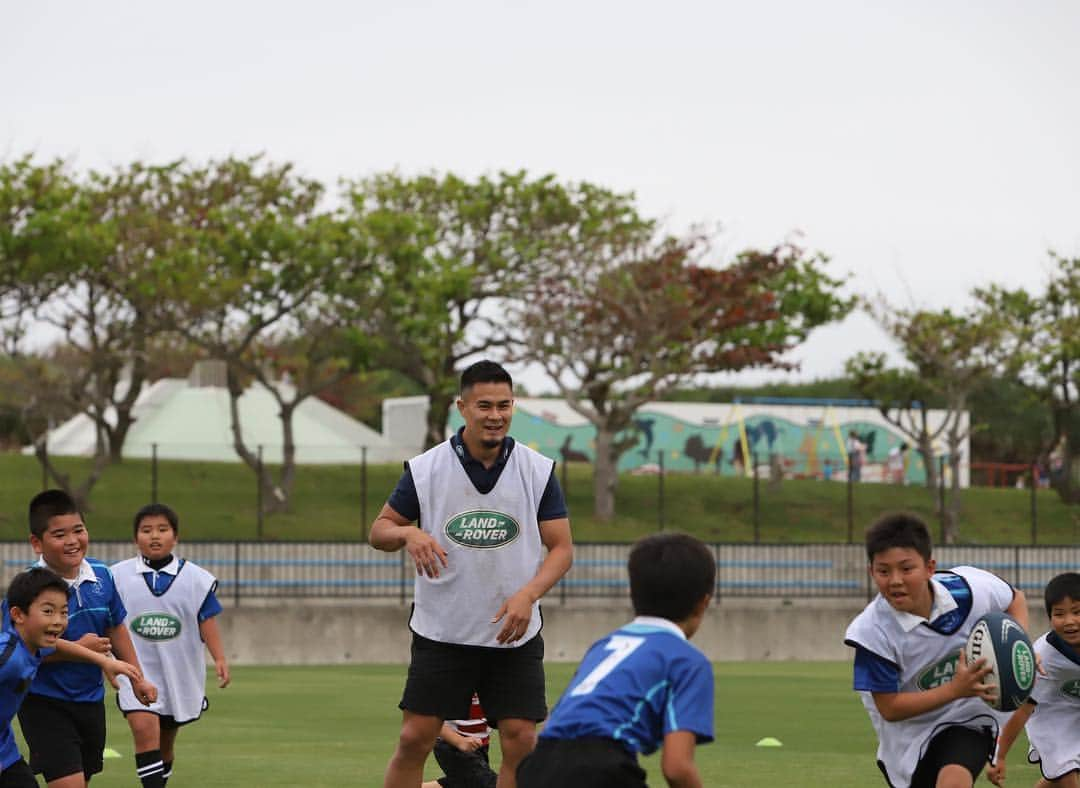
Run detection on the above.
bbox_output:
[340,172,642,449]
[163,157,351,516]
[851,301,1009,542]
[516,234,850,521]
[977,254,1080,503]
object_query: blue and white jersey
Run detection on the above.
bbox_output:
[540,617,714,756]
[1025,631,1080,780]
[845,565,1014,787]
[30,558,126,703]
[0,628,47,770]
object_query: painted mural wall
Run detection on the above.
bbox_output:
[447,398,970,486]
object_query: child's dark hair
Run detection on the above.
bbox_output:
[460,360,513,395]
[628,533,715,621]
[6,567,68,613]
[28,489,80,539]
[865,512,932,563]
[133,503,179,536]
[1044,572,1080,616]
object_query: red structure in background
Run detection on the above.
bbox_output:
[970,461,1035,488]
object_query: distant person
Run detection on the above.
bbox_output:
[370,360,573,788]
[988,572,1080,788]
[516,533,715,788]
[887,443,908,485]
[845,512,1031,788]
[113,503,230,788]
[846,430,866,482]
[421,693,496,788]
[822,458,835,481]
[16,489,157,788]
[1,568,142,788]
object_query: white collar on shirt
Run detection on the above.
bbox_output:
[628,615,687,640]
[35,557,97,587]
[890,576,957,632]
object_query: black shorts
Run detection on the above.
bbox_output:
[117,695,208,729]
[17,693,106,782]
[433,739,497,788]
[0,759,39,788]
[908,725,994,788]
[516,738,647,788]
[399,632,547,725]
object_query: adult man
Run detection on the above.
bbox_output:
[370,360,573,788]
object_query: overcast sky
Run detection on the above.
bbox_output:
[4,1,1078,393]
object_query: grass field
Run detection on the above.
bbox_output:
[1,453,1076,544]
[19,662,1043,787]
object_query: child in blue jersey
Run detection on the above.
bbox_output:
[516,532,715,788]
[845,512,1031,788]
[17,490,157,788]
[1,568,142,788]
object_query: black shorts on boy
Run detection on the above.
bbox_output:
[18,693,106,781]
[905,726,995,788]
[0,758,39,788]
[400,632,546,724]
[516,738,648,788]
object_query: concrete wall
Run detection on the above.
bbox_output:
[208,598,1039,665]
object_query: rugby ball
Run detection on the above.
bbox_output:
[964,612,1035,712]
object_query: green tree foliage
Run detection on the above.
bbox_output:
[518,234,851,522]
[340,171,625,448]
[977,254,1080,503]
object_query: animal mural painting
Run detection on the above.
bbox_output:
[559,434,591,464]
[683,434,722,474]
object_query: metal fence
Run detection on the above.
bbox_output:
[3,542,1076,604]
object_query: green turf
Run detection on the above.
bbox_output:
[1,453,1075,544]
[15,662,1042,787]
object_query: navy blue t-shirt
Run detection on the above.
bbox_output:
[387,429,568,523]
[0,628,47,769]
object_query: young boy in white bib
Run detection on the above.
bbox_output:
[845,512,1032,788]
[989,572,1080,788]
[113,504,230,788]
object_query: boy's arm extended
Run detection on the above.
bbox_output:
[493,518,572,645]
[106,623,158,704]
[199,616,230,688]
[986,699,1035,786]
[51,639,143,689]
[661,731,702,788]
[873,650,994,722]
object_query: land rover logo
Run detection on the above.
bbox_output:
[1012,642,1035,692]
[918,654,959,690]
[131,612,181,641]
[1061,679,1080,699]
[445,511,519,549]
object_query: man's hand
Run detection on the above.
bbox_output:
[404,530,448,578]
[492,589,534,644]
[75,633,111,653]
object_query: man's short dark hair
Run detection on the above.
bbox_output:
[628,533,715,622]
[459,360,512,396]
[133,503,180,536]
[865,512,932,563]
[28,489,80,539]
[6,567,68,613]
[1044,572,1080,616]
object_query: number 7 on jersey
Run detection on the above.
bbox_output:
[570,635,645,696]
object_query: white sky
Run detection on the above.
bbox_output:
[4,1,1078,394]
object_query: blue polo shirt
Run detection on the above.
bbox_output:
[0,628,47,769]
[387,428,568,523]
[540,617,715,755]
[30,558,126,703]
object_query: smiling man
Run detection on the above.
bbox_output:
[370,360,573,788]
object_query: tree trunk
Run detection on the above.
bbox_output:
[917,435,939,491]
[426,389,455,450]
[591,429,619,523]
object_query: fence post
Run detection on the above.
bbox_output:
[40,440,47,491]
[256,445,264,540]
[151,443,158,503]
[938,456,946,544]
[233,541,240,607]
[752,451,760,543]
[1030,463,1038,545]
[561,455,568,499]
[360,446,368,541]
[399,551,407,605]
[846,467,854,543]
[657,450,665,532]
